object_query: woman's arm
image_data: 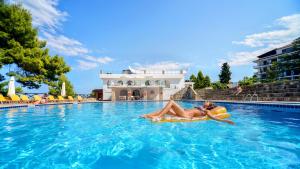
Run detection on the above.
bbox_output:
[205,110,235,125]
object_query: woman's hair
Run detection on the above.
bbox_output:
[204,101,216,110]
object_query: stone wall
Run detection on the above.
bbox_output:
[172,86,200,100]
[173,80,300,102]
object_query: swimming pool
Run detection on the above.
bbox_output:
[0,102,299,168]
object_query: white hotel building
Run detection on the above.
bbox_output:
[100,68,187,101]
[254,44,299,81]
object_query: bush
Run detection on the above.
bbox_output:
[211,81,227,89]
[238,76,258,86]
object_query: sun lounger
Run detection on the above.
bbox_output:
[20,95,30,103]
[10,95,21,103]
[33,95,42,102]
[48,95,58,102]
[57,96,65,102]
[77,96,83,102]
[68,96,74,101]
[0,94,10,104]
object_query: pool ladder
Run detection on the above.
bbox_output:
[244,93,259,101]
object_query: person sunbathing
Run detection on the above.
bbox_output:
[142,100,234,125]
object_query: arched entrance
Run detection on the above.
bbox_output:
[119,89,128,100]
[132,89,141,100]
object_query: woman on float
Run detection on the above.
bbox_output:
[142,100,234,125]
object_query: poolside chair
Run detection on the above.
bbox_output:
[68,96,74,102]
[10,95,21,103]
[47,95,57,102]
[20,95,30,103]
[57,96,65,102]
[77,96,83,102]
[0,94,10,104]
[33,95,42,102]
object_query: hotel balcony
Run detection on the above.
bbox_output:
[107,83,170,88]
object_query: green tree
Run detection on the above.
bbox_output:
[203,75,211,87]
[190,71,211,89]
[49,75,75,97]
[265,62,279,82]
[195,71,205,88]
[238,76,258,86]
[0,2,70,89]
[219,62,231,84]
[190,74,197,83]
[211,81,227,89]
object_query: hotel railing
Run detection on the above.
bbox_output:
[107,84,171,88]
[100,70,185,75]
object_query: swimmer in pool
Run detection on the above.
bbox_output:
[141,100,234,125]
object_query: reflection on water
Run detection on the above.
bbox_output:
[7,108,18,118]
[58,105,65,118]
[46,105,55,111]
[77,103,82,110]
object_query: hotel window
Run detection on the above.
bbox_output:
[107,80,111,87]
[134,80,141,86]
[161,80,166,86]
[271,59,276,63]
[263,61,267,65]
[120,90,127,96]
[263,68,267,72]
[282,47,293,54]
[165,80,170,88]
[155,80,160,86]
[283,71,287,76]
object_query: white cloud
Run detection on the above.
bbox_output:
[77,60,98,70]
[221,14,300,66]
[76,56,113,70]
[233,14,300,48]
[12,0,113,69]
[220,42,291,66]
[131,61,190,71]
[84,56,114,64]
[15,0,67,32]
[11,0,89,56]
[41,31,89,56]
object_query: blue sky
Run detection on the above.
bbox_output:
[11,0,300,94]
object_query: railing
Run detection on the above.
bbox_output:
[252,93,259,101]
[243,93,259,101]
[100,69,186,75]
[108,84,170,88]
[243,94,252,101]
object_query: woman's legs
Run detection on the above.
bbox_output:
[142,109,176,118]
[142,100,179,118]
[151,100,186,118]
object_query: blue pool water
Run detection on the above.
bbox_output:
[0,102,300,169]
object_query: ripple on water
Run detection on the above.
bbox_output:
[0,103,299,169]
